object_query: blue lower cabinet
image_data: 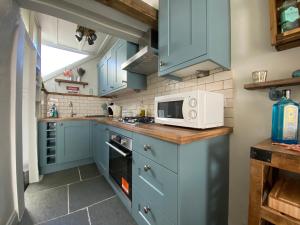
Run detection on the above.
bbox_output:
[38,121,93,174]
[93,124,109,177]
[132,152,178,225]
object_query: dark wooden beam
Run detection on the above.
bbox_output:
[95,0,158,29]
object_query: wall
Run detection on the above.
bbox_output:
[229,1,300,225]
[44,56,101,96]
[0,0,20,224]
[114,71,234,126]
[45,93,110,118]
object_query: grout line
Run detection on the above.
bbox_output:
[78,167,82,181]
[87,208,92,225]
[26,175,102,195]
[67,184,70,214]
[35,195,117,225]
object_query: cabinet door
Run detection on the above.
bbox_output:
[57,121,92,163]
[98,61,108,95]
[159,0,207,72]
[107,49,116,91]
[94,124,109,177]
[115,41,127,88]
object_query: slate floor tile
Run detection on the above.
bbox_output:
[79,163,100,180]
[69,176,115,212]
[20,186,68,225]
[26,168,80,193]
[89,197,137,225]
[38,209,90,225]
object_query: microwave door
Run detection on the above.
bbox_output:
[157,100,184,119]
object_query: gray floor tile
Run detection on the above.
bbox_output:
[79,163,100,180]
[69,176,115,212]
[89,197,137,225]
[20,186,68,224]
[38,209,90,225]
[26,168,80,193]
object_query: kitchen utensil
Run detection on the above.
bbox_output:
[252,70,268,83]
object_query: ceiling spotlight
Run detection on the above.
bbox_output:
[91,33,97,41]
[75,25,97,45]
[87,36,94,45]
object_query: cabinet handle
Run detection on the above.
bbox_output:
[60,123,63,126]
[160,61,166,67]
[110,86,114,89]
[143,206,151,214]
[144,165,151,172]
[143,144,151,151]
[122,80,127,83]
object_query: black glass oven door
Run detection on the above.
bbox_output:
[107,141,132,200]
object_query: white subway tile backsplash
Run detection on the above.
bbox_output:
[114,71,234,126]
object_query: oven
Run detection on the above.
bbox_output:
[106,132,132,201]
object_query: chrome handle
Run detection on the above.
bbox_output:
[110,86,114,89]
[143,206,151,214]
[122,80,127,83]
[143,144,151,151]
[160,61,166,67]
[144,165,151,172]
[60,123,63,126]
[105,141,130,157]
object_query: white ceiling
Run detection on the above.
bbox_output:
[36,13,111,56]
[142,0,159,9]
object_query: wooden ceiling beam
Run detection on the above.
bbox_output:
[95,0,158,29]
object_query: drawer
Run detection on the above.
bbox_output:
[133,133,178,173]
[132,152,177,225]
[132,191,176,225]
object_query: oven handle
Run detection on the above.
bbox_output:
[105,141,130,157]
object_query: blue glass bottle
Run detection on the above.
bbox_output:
[272,89,299,144]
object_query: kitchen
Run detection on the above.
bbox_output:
[1,0,300,225]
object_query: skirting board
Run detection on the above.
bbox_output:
[6,211,18,225]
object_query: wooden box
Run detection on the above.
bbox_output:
[269,0,300,51]
[268,178,300,220]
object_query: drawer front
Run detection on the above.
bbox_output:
[133,152,177,225]
[132,191,176,225]
[133,133,178,173]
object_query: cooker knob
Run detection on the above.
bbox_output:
[189,98,197,108]
[189,110,197,119]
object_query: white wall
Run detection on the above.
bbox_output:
[0,0,20,224]
[44,56,100,95]
[229,0,300,224]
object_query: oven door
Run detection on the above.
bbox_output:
[106,141,132,200]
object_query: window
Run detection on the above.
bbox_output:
[41,45,88,77]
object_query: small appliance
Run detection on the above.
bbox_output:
[155,90,224,129]
[107,104,121,118]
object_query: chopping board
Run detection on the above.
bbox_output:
[268,178,300,220]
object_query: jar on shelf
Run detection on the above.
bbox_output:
[279,0,300,32]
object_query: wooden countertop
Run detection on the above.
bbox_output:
[40,117,233,144]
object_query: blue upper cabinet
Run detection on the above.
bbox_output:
[159,0,231,78]
[98,39,147,96]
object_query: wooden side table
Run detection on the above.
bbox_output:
[248,139,300,225]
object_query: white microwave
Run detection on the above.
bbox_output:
[155,90,224,129]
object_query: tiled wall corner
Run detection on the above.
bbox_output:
[114,71,234,127]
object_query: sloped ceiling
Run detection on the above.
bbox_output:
[36,13,111,56]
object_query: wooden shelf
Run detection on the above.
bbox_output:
[244,77,300,90]
[55,79,88,88]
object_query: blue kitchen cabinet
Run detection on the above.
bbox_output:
[131,132,229,225]
[159,0,230,78]
[98,39,147,96]
[38,120,93,174]
[93,123,109,178]
[56,121,92,163]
